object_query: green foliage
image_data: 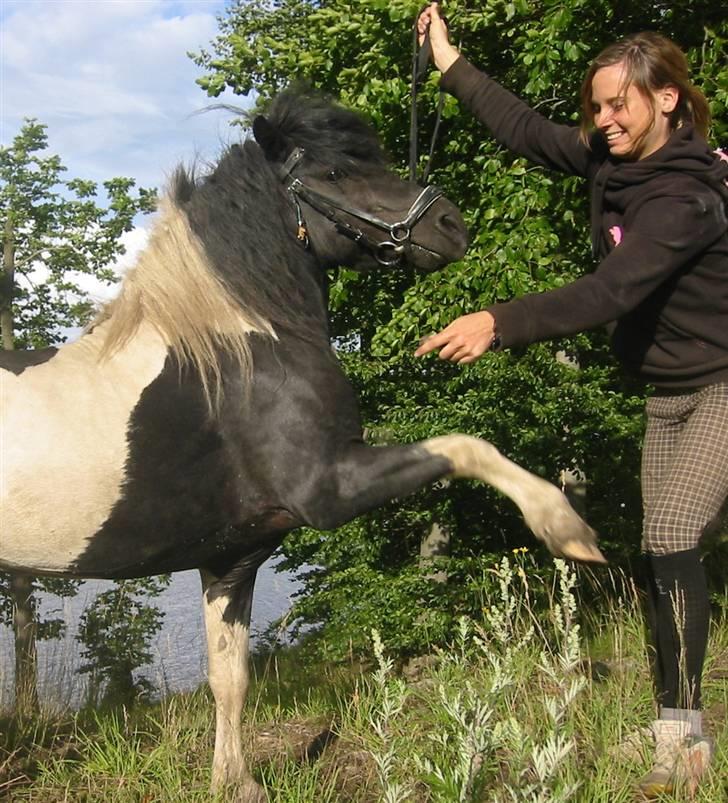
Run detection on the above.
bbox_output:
[76,577,170,705]
[0,575,82,640]
[0,118,157,347]
[193,0,727,657]
[4,575,727,801]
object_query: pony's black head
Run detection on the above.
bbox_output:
[251,87,468,272]
[166,86,467,355]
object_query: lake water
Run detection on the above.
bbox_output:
[0,557,302,709]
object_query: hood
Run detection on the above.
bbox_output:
[590,126,728,255]
[604,125,728,200]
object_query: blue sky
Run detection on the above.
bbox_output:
[1,0,248,293]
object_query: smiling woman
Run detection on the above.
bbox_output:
[415,5,728,798]
[588,62,678,159]
[580,33,711,161]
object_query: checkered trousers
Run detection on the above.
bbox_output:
[641,382,728,555]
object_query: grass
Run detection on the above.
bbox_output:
[1,558,726,802]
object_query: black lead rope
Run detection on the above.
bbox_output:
[409,4,446,184]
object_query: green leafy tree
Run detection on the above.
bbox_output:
[0,119,157,710]
[194,0,727,657]
[1,119,156,348]
[76,578,168,705]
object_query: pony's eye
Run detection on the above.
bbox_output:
[326,168,346,182]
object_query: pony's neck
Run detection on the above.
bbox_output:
[91,200,276,410]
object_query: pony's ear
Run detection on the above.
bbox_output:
[252,115,288,162]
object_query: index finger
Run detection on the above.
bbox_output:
[414,331,448,357]
[417,7,433,34]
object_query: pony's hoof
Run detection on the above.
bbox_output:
[237,780,268,803]
[211,775,267,802]
[559,537,607,564]
[528,487,606,564]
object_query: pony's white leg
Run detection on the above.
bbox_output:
[200,569,266,803]
[423,434,606,563]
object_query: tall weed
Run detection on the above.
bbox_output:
[3,555,726,802]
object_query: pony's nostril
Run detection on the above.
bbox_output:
[438,213,460,233]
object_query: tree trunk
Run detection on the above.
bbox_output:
[2,215,40,713]
[554,351,588,519]
[420,520,451,583]
[1,216,16,348]
[10,575,39,714]
[560,468,587,518]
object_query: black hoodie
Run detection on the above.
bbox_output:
[441,56,728,389]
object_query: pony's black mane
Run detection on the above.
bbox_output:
[260,87,388,171]
[169,88,388,343]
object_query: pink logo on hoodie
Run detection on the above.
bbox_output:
[715,148,728,189]
[609,225,623,246]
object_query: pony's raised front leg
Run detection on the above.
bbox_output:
[423,434,605,563]
[200,569,265,803]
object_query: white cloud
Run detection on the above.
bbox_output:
[1,0,248,194]
[82,225,154,306]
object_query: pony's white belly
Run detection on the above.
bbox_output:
[0,327,167,574]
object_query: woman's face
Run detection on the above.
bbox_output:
[591,61,677,160]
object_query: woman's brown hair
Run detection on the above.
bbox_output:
[579,32,711,146]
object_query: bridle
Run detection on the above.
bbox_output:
[279,146,444,267]
[272,6,451,267]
